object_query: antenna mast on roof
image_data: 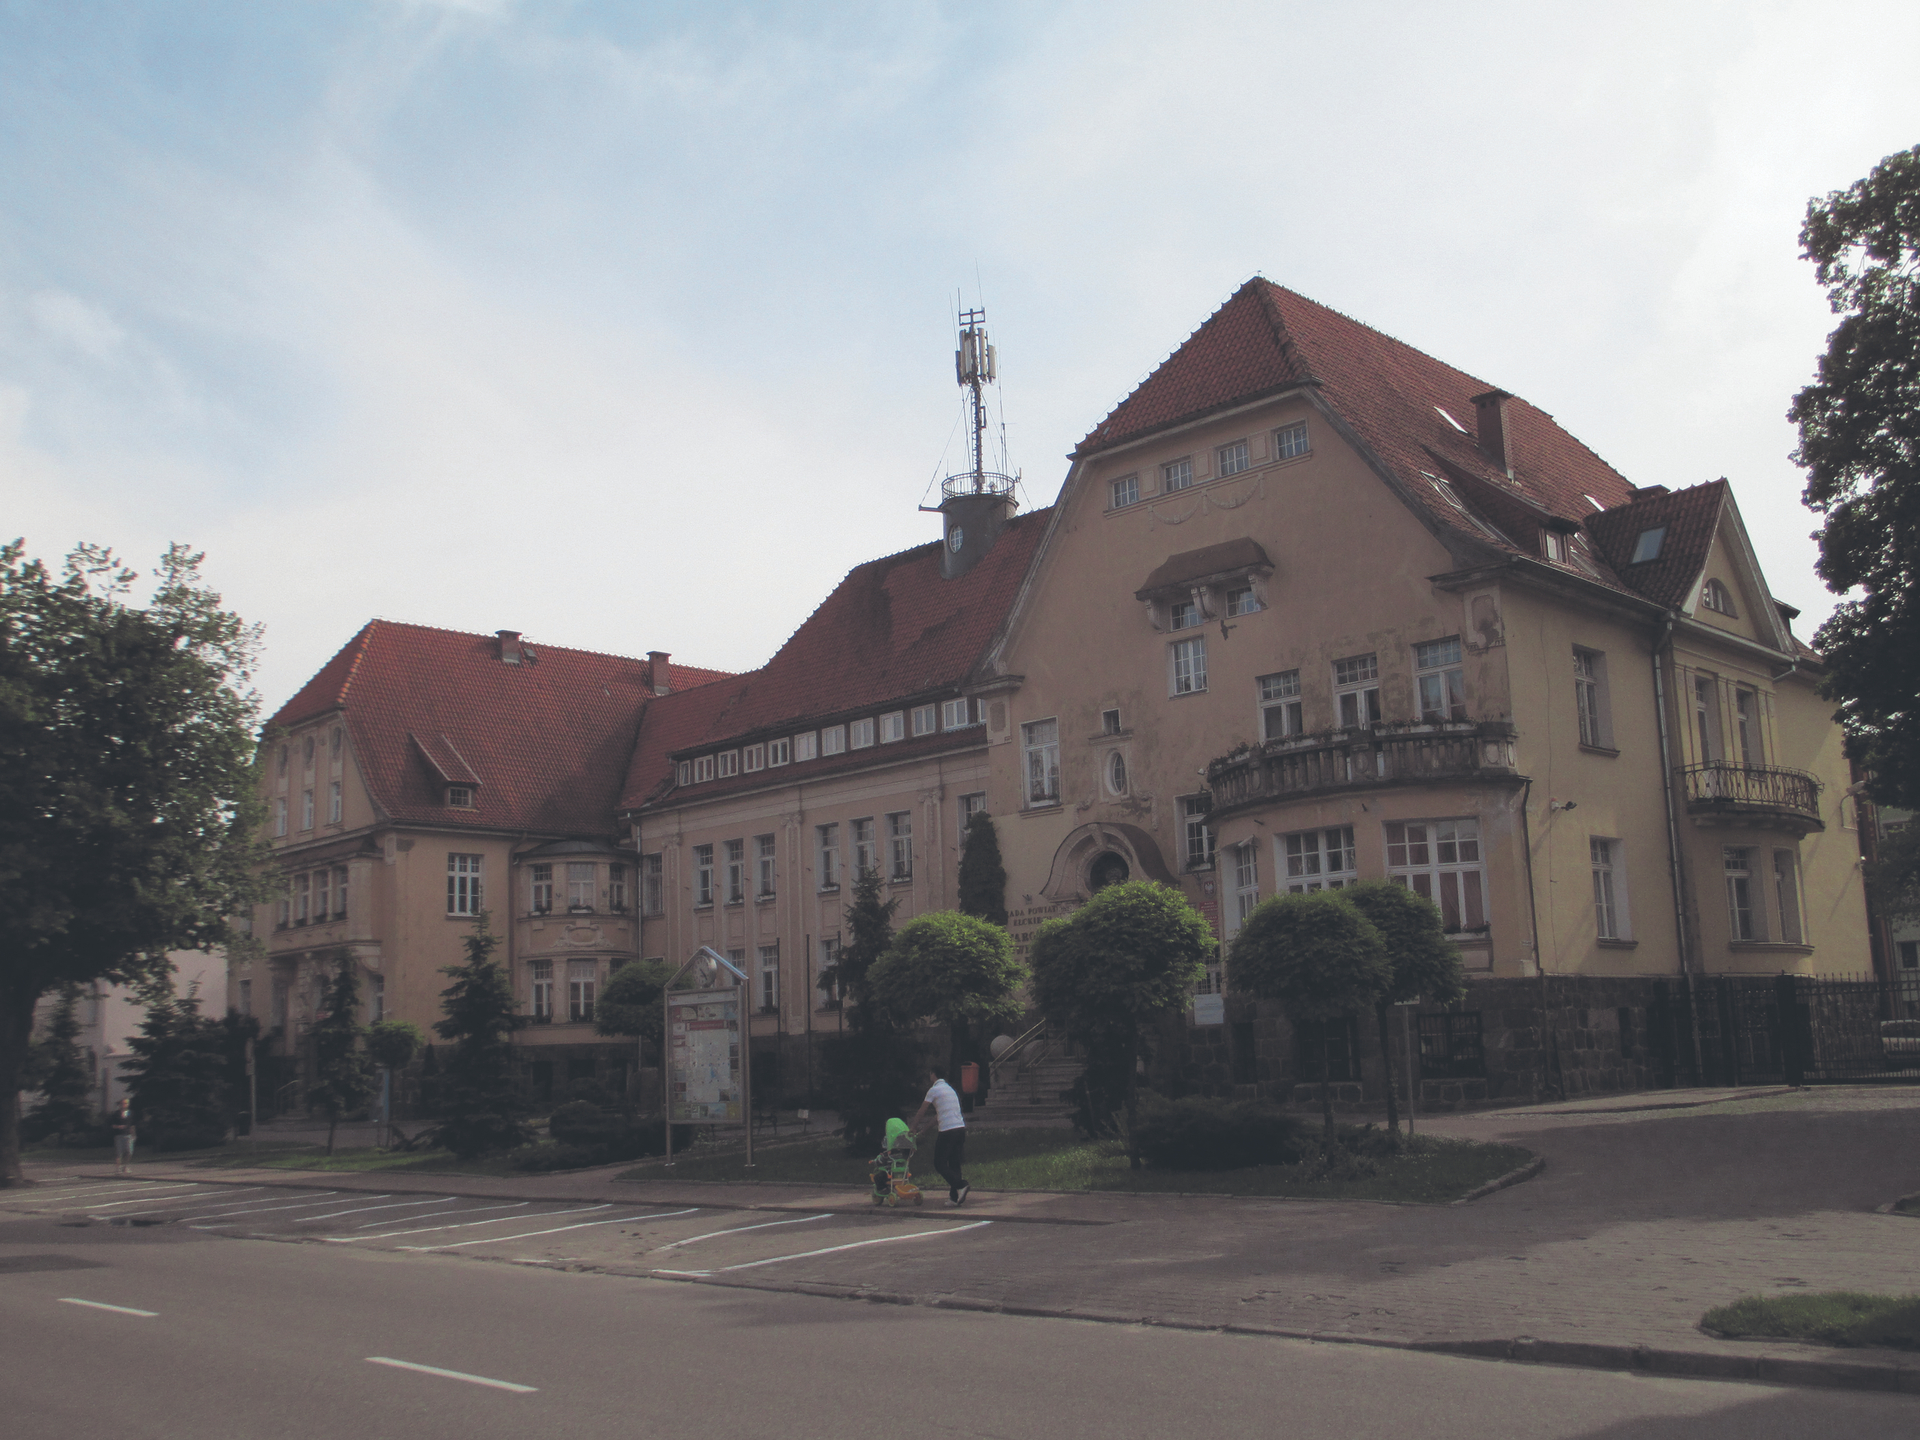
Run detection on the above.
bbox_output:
[934,304,1019,580]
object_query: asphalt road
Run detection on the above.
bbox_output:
[3,1203,1918,1440]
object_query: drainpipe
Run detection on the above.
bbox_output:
[1519,776,1560,1099]
[1651,617,1692,976]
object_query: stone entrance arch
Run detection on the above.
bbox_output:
[1038,822,1178,904]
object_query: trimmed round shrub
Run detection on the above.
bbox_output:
[1132,1094,1311,1170]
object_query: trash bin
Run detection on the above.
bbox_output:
[960,1061,980,1095]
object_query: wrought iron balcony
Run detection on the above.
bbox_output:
[1679,763,1823,833]
[1206,721,1522,820]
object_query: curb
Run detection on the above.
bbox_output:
[642,1270,1920,1394]
[1874,1191,1920,1217]
[1451,1154,1545,1205]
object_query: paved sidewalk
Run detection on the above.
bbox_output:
[21,1085,1920,1393]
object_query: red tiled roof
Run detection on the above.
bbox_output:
[1585,481,1728,610]
[269,621,729,837]
[1074,280,1641,583]
[620,510,1050,810]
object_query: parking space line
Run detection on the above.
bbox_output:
[114,1187,275,1217]
[177,1193,353,1223]
[76,1185,216,1209]
[403,1208,699,1252]
[715,1220,992,1272]
[58,1298,158,1318]
[366,1357,536,1394]
[332,1203,591,1243]
[656,1214,830,1251]
[298,1197,455,1222]
[351,1201,528,1229]
[11,1183,121,1201]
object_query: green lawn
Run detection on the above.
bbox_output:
[1703,1293,1920,1350]
[620,1127,1532,1203]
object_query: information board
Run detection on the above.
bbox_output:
[667,991,744,1125]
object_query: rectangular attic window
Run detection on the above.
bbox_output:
[1630,527,1666,564]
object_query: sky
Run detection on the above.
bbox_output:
[2,0,1917,716]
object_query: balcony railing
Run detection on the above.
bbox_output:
[1207,721,1521,819]
[1679,763,1823,832]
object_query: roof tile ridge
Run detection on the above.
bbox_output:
[363,615,660,667]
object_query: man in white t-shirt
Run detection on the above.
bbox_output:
[911,1067,969,1206]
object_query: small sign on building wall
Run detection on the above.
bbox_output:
[1191,993,1226,1027]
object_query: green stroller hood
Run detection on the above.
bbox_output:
[884,1117,913,1149]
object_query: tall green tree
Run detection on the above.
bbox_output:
[819,867,917,1152]
[957,810,1009,926]
[1790,145,1920,807]
[1028,881,1214,1145]
[307,953,374,1155]
[431,915,532,1158]
[869,911,1026,1074]
[122,977,231,1152]
[24,985,96,1142]
[0,541,268,1185]
[1229,891,1390,1151]
[597,957,673,1110]
[1340,881,1466,1138]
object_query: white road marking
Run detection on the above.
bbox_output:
[402,1208,699,1252]
[365,1357,537,1394]
[114,1187,276,1217]
[714,1220,993,1272]
[11,1183,121,1200]
[656,1213,830,1250]
[351,1201,528,1229]
[331,1203,589,1243]
[76,1185,217,1209]
[179,1194,356,1225]
[58,1298,158,1318]
[298,1196,455,1222]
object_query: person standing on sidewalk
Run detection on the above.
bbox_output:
[110,1099,136,1176]
[912,1067,969,1206]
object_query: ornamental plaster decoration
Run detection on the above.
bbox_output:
[1207,477,1264,510]
[1148,498,1204,526]
[1037,821,1178,903]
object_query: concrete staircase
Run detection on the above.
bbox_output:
[973,1045,1083,1126]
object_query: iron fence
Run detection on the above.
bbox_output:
[1416,1011,1486,1079]
[1657,973,1920,1086]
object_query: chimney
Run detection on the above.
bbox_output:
[496,630,522,665]
[648,651,671,696]
[1471,390,1513,476]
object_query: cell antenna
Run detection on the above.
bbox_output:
[947,307,1015,502]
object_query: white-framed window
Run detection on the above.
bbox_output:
[794,732,818,761]
[910,704,936,736]
[756,834,776,897]
[717,750,739,778]
[852,818,877,877]
[1162,456,1192,492]
[1225,586,1260,616]
[328,781,342,823]
[942,698,973,730]
[277,877,291,928]
[693,844,714,906]
[446,784,472,808]
[447,854,483,915]
[757,944,780,1013]
[1101,707,1122,734]
[1590,838,1627,940]
[1258,671,1303,739]
[677,760,693,786]
[1217,439,1249,477]
[1574,648,1610,748]
[1281,826,1357,892]
[849,717,876,749]
[302,789,314,830]
[530,862,553,914]
[331,726,343,759]
[529,959,553,1023]
[1772,849,1803,944]
[274,796,287,837]
[1414,637,1466,722]
[1386,820,1485,934]
[369,974,384,1023]
[1170,636,1208,695]
[1630,527,1666,564]
[1543,530,1568,563]
[315,869,331,922]
[1182,795,1214,869]
[1693,676,1724,763]
[278,743,289,776]
[1725,846,1758,940]
[1111,474,1139,508]
[567,861,595,911]
[694,755,716,783]
[879,711,906,743]
[1170,598,1202,630]
[1022,719,1060,805]
[1105,750,1128,795]
[768,737,792,766]
[822,725,846,756]
[1896,940,1919,1006]
[887,811,913,880]
[959,792,987,841]
[333,865,349,918]
[1334,653,1381,728]
[304,735,315,770]
[642,854,663,914]
[568,959,597,1023]
[1274,421,1309,460]
[816,823,840,889]
[609,863,629,913]
[1702,578,1737,615]
[724,839,745,904]
[818,936,842,1010]
[743,743,765,772]
[1734,688,1761,765]
[1228,841,1258,936]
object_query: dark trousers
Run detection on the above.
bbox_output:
[933,1128,967,1197]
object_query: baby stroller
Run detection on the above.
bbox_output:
[869,1118,923,1206]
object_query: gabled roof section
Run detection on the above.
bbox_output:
[1072,279,1640,581]
[269,620,730,836]
[621,510,1051,810]
[1586,482,1728,610]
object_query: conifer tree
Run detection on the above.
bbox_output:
[957,810,1009,926]
[24,985,95,1142]
[122,979,229,1151]
[820,867,918,1151]
[431,915,532,1158]
[307,952,374,1155]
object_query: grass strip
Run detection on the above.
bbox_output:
[1703,1292,1920,1350]
[620,1128,1531,1203]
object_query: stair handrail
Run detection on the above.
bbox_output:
[989,1018,1052,1087]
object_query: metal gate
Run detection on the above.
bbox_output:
[1660,974,1920,1086]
